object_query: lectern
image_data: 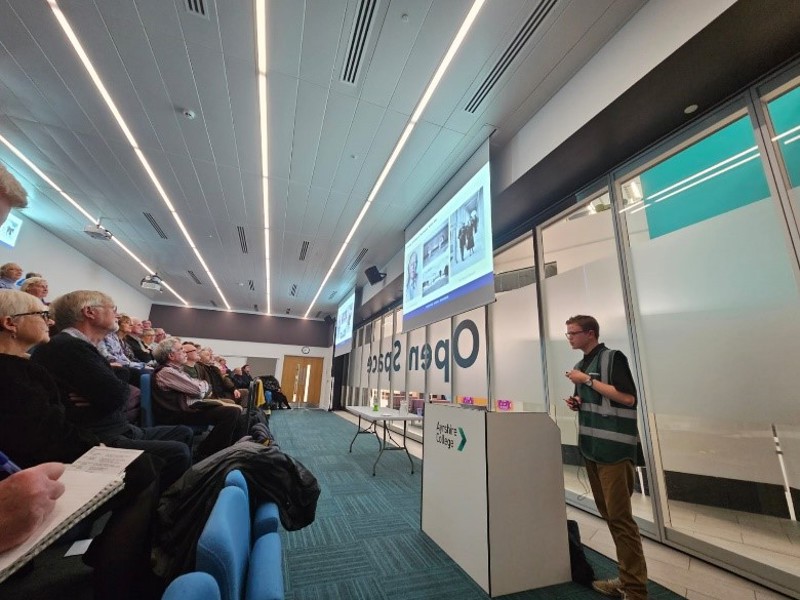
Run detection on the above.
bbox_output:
[421,404,570,597]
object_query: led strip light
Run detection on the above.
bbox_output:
[255,0,271,315]
[303,0,487,318]
[47,0,230,309]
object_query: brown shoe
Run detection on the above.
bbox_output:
[592,577,622,597]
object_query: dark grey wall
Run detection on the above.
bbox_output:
[149,304,333,347]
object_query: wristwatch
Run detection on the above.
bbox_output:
[584,375,594,388]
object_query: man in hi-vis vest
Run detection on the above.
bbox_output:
[564,315,648,600]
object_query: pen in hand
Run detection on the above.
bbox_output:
[0,450,22,476]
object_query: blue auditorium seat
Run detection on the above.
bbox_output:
[140,372,154,427]
[246,532,284,600]
[224,469,281,539]
[162,572,221,600]
[196,486,251,600]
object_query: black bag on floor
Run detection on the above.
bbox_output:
[567,519,595,586]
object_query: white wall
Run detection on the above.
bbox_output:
[0,214,152,317]
[494,0,737,193]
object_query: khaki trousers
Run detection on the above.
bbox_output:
[585,458,648,599]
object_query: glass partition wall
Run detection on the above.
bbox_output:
[342,63,800,595]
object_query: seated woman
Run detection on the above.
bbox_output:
[0,290,164,599]
[19,276,49,305]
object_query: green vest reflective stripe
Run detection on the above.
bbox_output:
[576,348,639,464]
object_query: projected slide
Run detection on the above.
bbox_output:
[333,290,356,357]
[403,162,494,332]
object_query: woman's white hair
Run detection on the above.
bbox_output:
[0,289,42,321]
[20,277,47,293]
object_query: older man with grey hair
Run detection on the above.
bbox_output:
[151,337,246,459]
[31,290,193,488]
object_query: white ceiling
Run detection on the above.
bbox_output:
[0,0,644,318]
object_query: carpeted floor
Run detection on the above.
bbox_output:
[269,409,683,599]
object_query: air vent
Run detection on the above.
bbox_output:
[248,280,255,291]
[341,0,378,84]
[237,226,248,254]
[347,248,368,271]
[185,0,207,18]
[289,283,297,297]
[328,291,337,300]
[464,0,558,113]
[187,270,203,285]
[143,212,168,239]
[299,240,310,261]
[315,311,322,319]
[210,300,217,307]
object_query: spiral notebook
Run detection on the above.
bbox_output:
[0,447,142,583]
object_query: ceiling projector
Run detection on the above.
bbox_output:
[84,223,113,240]
[140,273,163,292]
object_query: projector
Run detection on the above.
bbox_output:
[84,224,113,240]
[140,273,163,292]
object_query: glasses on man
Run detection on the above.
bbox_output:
[11,310,50,321]
[565,330,587,338]
[90,304,118,312]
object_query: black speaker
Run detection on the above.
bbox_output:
[364,265,385,285]
[323,315,334,324]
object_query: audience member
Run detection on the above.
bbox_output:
[20,276,49,304]
[217,356,231,376]
[181,341,208,382]
[152,337,246,459]
[142,327,156,350]
[0,262,22,289]
[0,463,65,554]
[199,347,246,406]
[0,162,28,225]
[153,327,166,343]
[231,367,246,388]
[24,271,42,279]
[240,363,254,388]
[264,374,291,409]
[125,317,153,363]
[30,290,192,488]
[0,289,166,599]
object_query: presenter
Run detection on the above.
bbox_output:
[564,315,648,600]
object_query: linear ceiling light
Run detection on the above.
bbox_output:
[47,0,230,309]
[0,132,188,305]
[772,123,800,143]
[303,0,487,318]
[255,0,271,315]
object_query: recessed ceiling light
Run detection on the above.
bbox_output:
[684,104,699,114]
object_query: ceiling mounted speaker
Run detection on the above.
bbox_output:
[364,265,386,285]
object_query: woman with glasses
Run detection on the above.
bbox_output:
[0,289,166,599]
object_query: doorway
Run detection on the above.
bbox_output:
[281,356,324,408]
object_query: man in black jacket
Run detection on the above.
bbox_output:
[31,290,193,488]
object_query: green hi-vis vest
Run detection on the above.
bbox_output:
[576,348,639,464]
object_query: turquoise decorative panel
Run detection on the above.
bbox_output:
[640,117,770,239]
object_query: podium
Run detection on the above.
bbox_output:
[421,404,570,597]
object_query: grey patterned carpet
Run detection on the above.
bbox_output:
[269,409,683,599]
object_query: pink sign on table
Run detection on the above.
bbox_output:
[461,396,474,405]
[496,399,512,411]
